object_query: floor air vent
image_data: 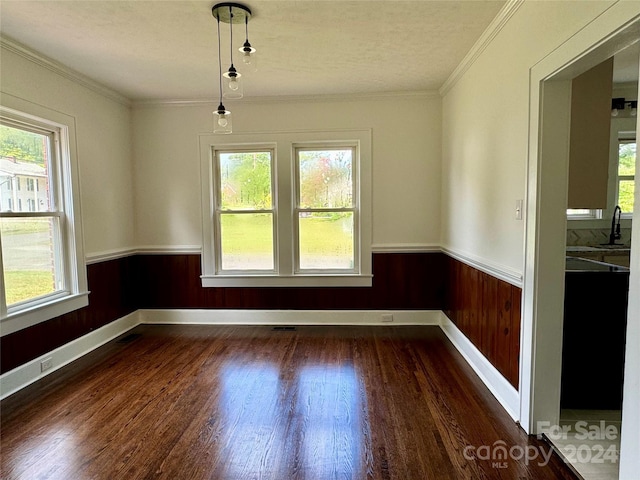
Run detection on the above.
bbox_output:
[117,333,141,343]
[272,326,296,331]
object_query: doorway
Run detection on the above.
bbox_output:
[520,8,640,480]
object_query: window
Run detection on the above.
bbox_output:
[566,208,601,219]
[617,140,635,215]
[200,130,372,287]
[295,147,356,272]
[1,101,87,334]
[214,149,275,272]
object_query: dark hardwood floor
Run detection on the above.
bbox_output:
[1,325,577,480]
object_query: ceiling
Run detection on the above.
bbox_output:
[0,0,509,101]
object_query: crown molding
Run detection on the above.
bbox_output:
[0,35,131,107]
[439,0,525,96]
[133,90,440,108]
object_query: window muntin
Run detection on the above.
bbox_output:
[295,147,357,272]
[617,140,635,215]
[214,149,276,273]
[0,102,87,332]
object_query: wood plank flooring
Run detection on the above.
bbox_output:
[1,325,577,480]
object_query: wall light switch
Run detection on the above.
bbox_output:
[515,199,523,220]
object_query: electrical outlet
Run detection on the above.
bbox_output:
[40,358,53,372]
[381,314,394,323]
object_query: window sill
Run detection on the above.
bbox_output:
[1,292,89,336]
[201,274,373,288]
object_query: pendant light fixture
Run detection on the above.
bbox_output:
[240,15,257,72]
[212,2,255,133]
[213,11,232,134]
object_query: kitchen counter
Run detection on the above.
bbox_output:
[565,256,630,272]
[566,245,631,267]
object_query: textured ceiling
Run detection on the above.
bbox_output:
[1,1,509,101]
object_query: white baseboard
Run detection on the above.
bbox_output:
[139,309,442,326]
[439,312,520,421]
[0,311,141,400]
[1,308,521,426]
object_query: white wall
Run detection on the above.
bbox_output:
[441,1,615,277]
[132,94,442,250]
[0,43,135,258]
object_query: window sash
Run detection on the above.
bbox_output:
[0,122,66,309]
[293,145,359,274]
[213,148,276,274]
[617,139,635,216]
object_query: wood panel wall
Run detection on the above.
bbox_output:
[443,257,521,389]
[2,252,521,393]
[0,257,138,374]
[135,252,447,310]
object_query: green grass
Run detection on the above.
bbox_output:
[221,214,274,254]
[4,270,55,305]
[220,214,353,255]
[0,219,49,236]
[619,180,635,214]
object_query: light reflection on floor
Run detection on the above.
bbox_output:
[218,361,368,478]
[15,427,77,480]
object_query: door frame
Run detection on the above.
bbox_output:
[520,4,640,476]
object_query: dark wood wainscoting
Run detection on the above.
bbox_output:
[0,256,138,374]
[136,252,447,310]
[2,251,521,393]
[444,257,521,389]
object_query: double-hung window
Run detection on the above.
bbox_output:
[214,149,276,272]
[0,100,87,334]
[200,130,371,287]
[295,146,357,272]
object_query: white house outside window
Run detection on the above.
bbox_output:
[200,130,372,287]
[0,101,87,334]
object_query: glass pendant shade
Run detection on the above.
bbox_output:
[214,104,232,134]
[223,65,243,99]
[240,42,257,72]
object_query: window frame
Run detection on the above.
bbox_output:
[0,99,88,336]
[199,130,372,287]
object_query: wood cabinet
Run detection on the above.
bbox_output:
[561,268,629,409]
[568,57,613,209]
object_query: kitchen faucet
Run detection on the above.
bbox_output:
[604,205,622,245]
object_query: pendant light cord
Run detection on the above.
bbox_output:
[216,15,223,105]
[229,6,234,68]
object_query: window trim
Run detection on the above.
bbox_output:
[0,97,88,336]
[199,130,372,287]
